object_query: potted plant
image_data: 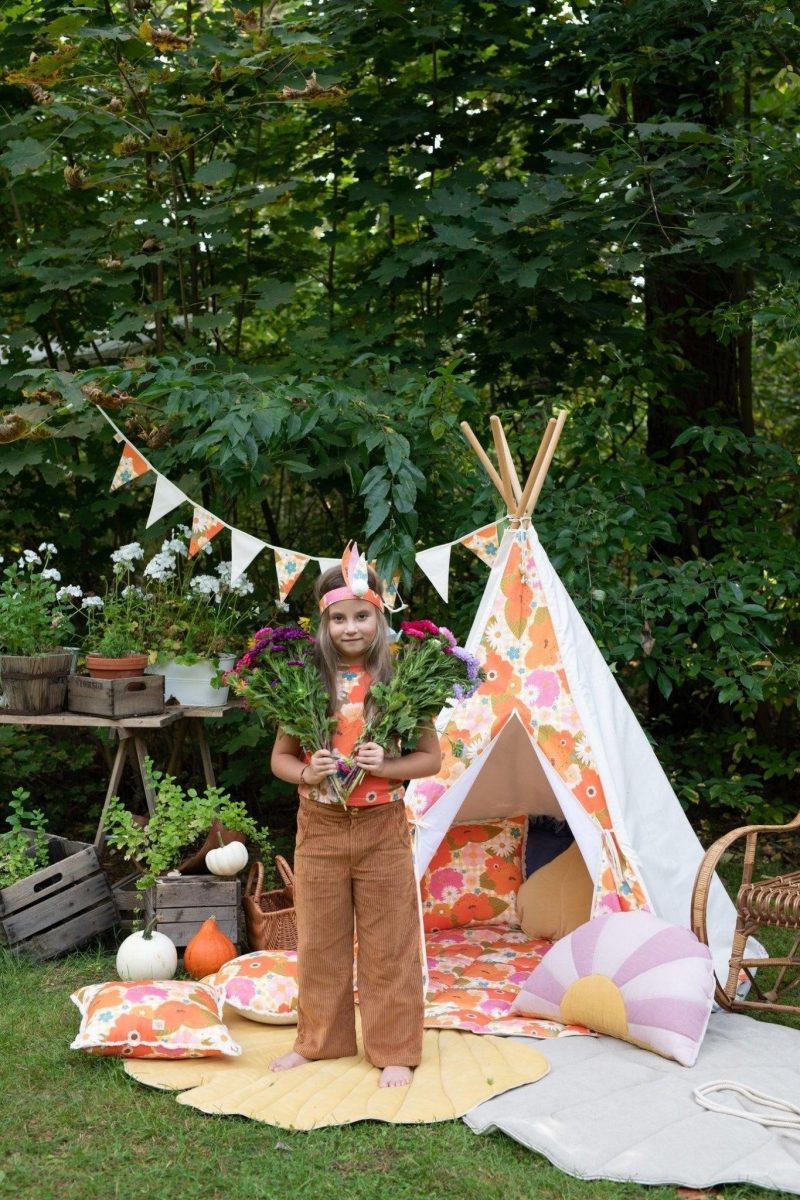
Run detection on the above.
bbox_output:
[0,789,51,888]
[103,760,273,890]
[0,544,76,713]
[139,531,257,705]
[70,542,150,679]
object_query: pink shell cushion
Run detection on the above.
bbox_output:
[209,950,298,1024]
[420,816,527,933]
[511,911,715,1066]
[70,979,241,1059]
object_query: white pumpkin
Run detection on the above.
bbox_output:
[116,929,178,981]
[205,839,249,877]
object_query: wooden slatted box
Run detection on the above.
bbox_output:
[0,833,118,960]
[143,876,241,949]
[67,674,164,718]
[111,871,146,934]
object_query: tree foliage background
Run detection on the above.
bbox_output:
[1,0,798,837]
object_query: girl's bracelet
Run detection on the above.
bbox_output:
[299,765,309,786]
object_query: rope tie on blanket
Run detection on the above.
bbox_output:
[693,1080,800,1135]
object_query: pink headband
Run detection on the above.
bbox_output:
[318,542,384,613]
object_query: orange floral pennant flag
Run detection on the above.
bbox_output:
[459,523,501,566]
[188,507,225,558]
[274,548,311,601]
[110,442,150,491]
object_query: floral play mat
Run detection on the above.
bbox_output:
[423,925,591,1039]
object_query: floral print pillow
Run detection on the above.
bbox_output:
[420,817,527,933]
[209,950,299,1025]
[70,979,241,1059]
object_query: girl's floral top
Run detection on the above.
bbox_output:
[299,667,404,808]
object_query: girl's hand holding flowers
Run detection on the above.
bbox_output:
[354,741,386,775]
[305,749,339,786]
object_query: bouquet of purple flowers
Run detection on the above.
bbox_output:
[226,624,338,758]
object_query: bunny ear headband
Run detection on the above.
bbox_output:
[318,541,385,613]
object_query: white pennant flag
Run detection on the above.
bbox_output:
[415,543,452,603]
[318,557,340,574]
[146,474,187,528]
[230,529,268,585]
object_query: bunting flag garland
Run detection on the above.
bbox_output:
[459,522,501,565]
[231,529,269,586]
[146,474,187,529]
[111,442,150,491]
[189,507,225,558]
[274,547,312,601]
[95,404,511,607]
[415,543,453,603]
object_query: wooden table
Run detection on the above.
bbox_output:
[0,702,244,847]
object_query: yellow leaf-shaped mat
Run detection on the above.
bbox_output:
[124,1009,549,1129]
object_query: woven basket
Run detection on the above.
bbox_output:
[243,856,297,952]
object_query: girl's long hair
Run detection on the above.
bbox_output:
[314,566,394,723]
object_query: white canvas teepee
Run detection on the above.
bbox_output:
[406,414,741,984]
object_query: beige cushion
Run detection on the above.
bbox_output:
[515,842,594,941]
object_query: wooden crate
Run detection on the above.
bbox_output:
[112,871,146,934]
[0,833,118,960]
[67,674,164,719]
[143,875,241,948]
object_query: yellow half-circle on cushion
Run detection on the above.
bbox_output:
[560,975,629,1040]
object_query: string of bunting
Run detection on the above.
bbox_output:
[97,407,504,608]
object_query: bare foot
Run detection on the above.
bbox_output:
[269,1051,312,1073]
[379,1065,413,1088]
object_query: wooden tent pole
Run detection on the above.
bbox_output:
[515,418,556,517]
[525,409,568,516]
[460,420,509,504]
[490,415,522,507]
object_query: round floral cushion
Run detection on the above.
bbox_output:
[209,950,299,1024]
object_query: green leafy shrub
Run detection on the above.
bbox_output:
[103,761,273,889]
[0,789,50,888]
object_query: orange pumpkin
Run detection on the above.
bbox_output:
[183,917,237,980]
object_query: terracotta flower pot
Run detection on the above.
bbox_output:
[85,653,149,680]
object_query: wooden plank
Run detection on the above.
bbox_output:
[153,878,239,903]
[154,904,239,924]
[0,709,185,729]
[18,898,119,961]
[1,871,115,941]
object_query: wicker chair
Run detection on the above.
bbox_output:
[691,809,800,1015]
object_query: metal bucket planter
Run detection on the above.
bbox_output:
[0,649,73,714]
[146,654,235,707]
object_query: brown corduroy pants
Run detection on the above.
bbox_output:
[292,796,424,1068]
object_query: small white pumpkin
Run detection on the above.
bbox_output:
[205,839,248,877]
[116,929,178,981]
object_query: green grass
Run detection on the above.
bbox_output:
[1,939,798,1200]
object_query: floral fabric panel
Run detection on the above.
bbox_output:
[459,523,501,565]
[210,950,298,1025]
[70,980,241,1059]
[300,667,404,808]
[273,548,311,602]
[110,442,150,490]
[408,529,649,915]
[420,816,526,932]
[189,507,225,558]
[423,925,592,1039]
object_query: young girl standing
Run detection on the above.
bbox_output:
[270,549,441,1088]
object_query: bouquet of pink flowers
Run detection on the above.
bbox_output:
[335,619,484,799]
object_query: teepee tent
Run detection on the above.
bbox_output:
[406,414,742,984]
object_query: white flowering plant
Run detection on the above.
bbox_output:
[137,530,257,663]
[59,542,150,658]
[0,545,77,656]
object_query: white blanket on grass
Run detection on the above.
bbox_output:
[464,1011,800,1194]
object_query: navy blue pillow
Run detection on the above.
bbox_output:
[525,815,574,878]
